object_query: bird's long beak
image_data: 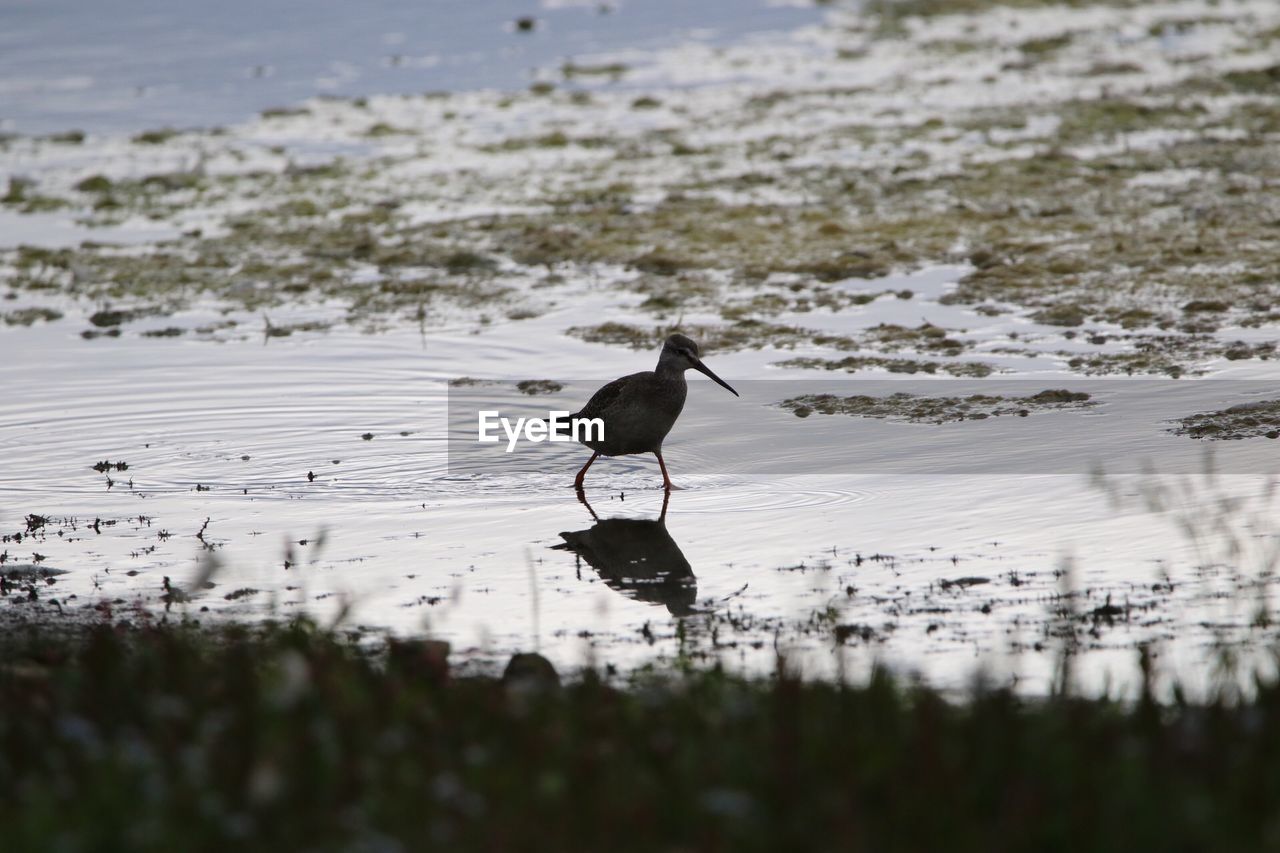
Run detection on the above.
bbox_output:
[691,357,739,397]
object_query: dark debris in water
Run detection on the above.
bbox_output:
[833,623,880,644]
[939,576,990,590]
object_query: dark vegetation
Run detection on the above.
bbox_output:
[4,616,1280,851]
[1171,399,1280,440]
[781,389,1093,421]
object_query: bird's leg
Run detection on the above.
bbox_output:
[658,488,671,522]
[573,452,599,491]
[655,450,677,492]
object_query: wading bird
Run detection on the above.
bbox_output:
[570,334,738,492]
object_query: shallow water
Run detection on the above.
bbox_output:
[0,0,818,135]
[3,281,1278,696]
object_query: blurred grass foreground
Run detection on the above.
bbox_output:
[4,617,1280,851]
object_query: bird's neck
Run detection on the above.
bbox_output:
[655,359,685,381]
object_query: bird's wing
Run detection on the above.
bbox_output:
[575,372,646,421]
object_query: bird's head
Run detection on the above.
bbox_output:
[661,334,738,397]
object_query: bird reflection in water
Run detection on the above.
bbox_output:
[552,491,696,616]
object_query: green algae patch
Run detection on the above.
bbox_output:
[469,198,901,283]
[780,389,1093,422]
[776,356,996,378]
[566,292,978,362]
[1031,304,1088,328]
[1171,400,1280,440]
[74,174,113,193]
[566,320,821,353]
[471,83,1278,375]
[480,131,616,152]
[566,318,977,358]
[88,309,137,327]
[1060,336,1276,378]
[1018,33,1074,56]
[43,130,86,144]
[364,122,413,138]
[1,178,30,205]
[1215,64,1280,94]
[2,307,62,326]
[1,0,1277,372]
[516,379,565,395]
[863,322,971,353]
[448,377,503,388]
[0,181,532,333]
[561,60,629,80]
[261,106,312,119]
[867,0,1135,17]
[131,128,180,145]
[2,178,70,213]
[1054,98,1206,141]
[263,318,331,338]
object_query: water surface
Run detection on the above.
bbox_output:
[3,283,1277,696]
[0,0,819,134]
